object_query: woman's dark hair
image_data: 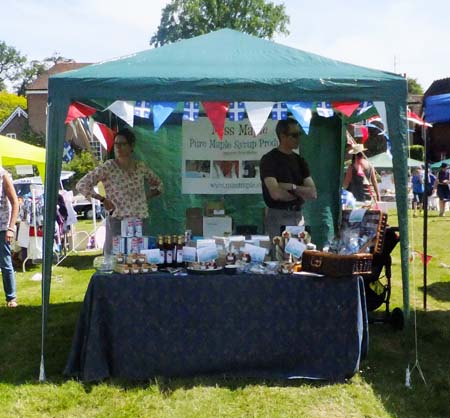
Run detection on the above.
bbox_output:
[115,128,136,147]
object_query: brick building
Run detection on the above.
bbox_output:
[0,106,28,138]
[26,62,91,135]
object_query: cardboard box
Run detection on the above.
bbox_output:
[186,208,203,236]
[203,216,232,238]
[204,201,225,217]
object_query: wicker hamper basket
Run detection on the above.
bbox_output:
[301,250,373,277]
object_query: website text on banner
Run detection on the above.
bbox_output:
[182,118,277,194]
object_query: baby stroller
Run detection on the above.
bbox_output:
[364,226,404,330]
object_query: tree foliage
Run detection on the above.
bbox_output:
[407,78,424,95]
[62,150,98,190]
[0,41,27,88]
[0,90,26,125]
[15,60,48,96]
[150,0,290,47]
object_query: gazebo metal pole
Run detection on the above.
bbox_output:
[423,125,428,310]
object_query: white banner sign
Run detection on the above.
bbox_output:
[182,117,278,194]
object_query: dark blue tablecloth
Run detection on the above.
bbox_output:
[64,272,368,382]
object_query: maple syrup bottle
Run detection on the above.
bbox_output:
[165,235,174,267]
[157,235,166,267]
[175,235,185,267]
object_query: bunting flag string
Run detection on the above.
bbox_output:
[407,109,432,127]
[315,101,334,118]
[202,101,229,140]
[107,101,135,127]
[410,250,433,265]
[183,101,199,121]
[228,102,245,121]
[286,102,313,135]
[134,100,151,119]
[244,101,274,136]
[152,102,177,132]
[271,102,288,120]
[65,101,97,124]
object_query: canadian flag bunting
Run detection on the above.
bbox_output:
[65,102,97,124]
[202,101,229,139]
[244,102,274,136]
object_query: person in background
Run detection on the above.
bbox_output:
[260,118,317,240]
[0,166,19,307]
[435,162,450,216]
[411,167,424,217]
[343,143,380,204]
[76,128,163,255]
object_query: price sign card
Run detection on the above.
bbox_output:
[197,245,218,262]
[284,238,306,259]
[182,246,197,262]
[243,243,267,263]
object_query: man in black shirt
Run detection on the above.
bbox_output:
[260,118,317,240]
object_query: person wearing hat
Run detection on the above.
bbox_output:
[342,143,380,203]
[436,162,450,216]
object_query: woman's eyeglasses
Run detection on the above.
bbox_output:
[114,142,129,147]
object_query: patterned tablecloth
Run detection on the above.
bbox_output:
[64,272,368,382]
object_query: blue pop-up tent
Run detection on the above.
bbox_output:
[41,29,409,379]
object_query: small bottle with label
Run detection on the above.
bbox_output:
[225,252,236,265]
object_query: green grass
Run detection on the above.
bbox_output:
[0,211,449,418]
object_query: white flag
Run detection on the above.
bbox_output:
[93,122,108,150]
[106,101,135,127]
[244,102,275,136]
[373,101,389,136]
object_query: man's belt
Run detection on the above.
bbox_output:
[269,204,302,212]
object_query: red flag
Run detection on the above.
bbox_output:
[332,101,360,117]
[98,123,116,151]
[202,101,229,140]
[420,252,433,266]
[65,101,97,124]
[407,109,432,127]
[93,122,116,151]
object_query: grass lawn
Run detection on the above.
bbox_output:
[0,212,449,417]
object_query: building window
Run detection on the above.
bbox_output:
[6,133,16,139]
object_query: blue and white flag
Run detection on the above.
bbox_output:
[315,101,334,118]
[228,102,245,121]
[62,141,75,163]
[286,102,313,134]
[134,100,151,118]
[271,102,288,120]
[357,100,373,115]
[183,101,200,121]
[152,102,177,132]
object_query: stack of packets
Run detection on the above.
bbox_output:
[112,217,156,256]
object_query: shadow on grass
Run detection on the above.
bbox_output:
[420,281,450,302]
[56,254,99,271]
[1,302,449,417]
